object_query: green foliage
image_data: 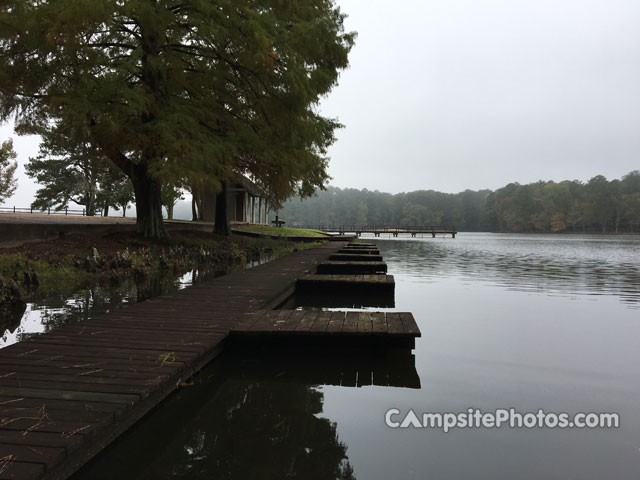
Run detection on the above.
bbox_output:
[0,138,18,203]
[277,171,640,233]
[161,183,184,220]
[25,137,134,216]
[104,169,136,217]
[0,1,355,237]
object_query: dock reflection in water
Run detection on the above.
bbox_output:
[280,290,395,310]
[74,348,419,480]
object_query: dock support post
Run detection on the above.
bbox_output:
[432,233,436,238]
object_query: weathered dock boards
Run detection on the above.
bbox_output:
[0,242,356,480]
[232,310,419,348]
[329,253,383,262]
[337,248,380,255]
[343,243,377,249]
[296,274,395,293]
[316,261,387,274]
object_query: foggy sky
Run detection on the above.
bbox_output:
[2,0,640,207]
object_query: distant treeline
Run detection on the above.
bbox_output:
[277,171,640,233]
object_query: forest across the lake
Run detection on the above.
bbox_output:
[276,171,640,233]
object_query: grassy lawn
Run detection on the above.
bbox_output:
[234,224,329,238]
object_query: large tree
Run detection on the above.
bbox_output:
[0,1,355,237]
[0,138,18,204]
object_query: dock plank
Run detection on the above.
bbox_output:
[386,313,405,335]
[342,312,359,334]
[357,312,373,334]
[295,311,319,332]
[0,460,45,480]
[0,445,65,471]
[399,313,421,337]
[371,312,388,334]
[326,312,345,333]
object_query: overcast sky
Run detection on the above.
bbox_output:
[2,0,640,207]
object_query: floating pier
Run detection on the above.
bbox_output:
[296,274,395,293]
[337,248,380,255]
[329,253,384,262]
[232,310,419,348]
[316,260,387,274]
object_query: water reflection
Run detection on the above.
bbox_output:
[74,347,422,480]
[374,233,640,308]
[0,266,230,349]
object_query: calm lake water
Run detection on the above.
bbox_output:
[70,233,640,479]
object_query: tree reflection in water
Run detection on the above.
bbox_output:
[75,350,363,480]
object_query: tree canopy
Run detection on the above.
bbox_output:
[0,0,355,236]
[0,138,18,203]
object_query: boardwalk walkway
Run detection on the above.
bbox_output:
[0,240,420,480]
[0,243,345,479]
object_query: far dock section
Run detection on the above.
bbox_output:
[0,239,418,480]
[330,253,383,261]
[310,240,393,292]
[297,274,394,293]
[316,226,457,238]
[316,261,387,274]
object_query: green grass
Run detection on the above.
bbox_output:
[233,224,329,238]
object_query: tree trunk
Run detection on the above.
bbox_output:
[191,196,198,221]
[213,180,230,236]
[198,195,204,221]
[86,194,96,216]
[131,164,166,238]
[121,204,127,218]
[167,204,174,220]
[103,203,109,217]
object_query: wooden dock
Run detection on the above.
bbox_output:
[297,274,395,293]
[232,310,418,348]
[337,248,380,255]
[0,240,419,479]
[343,243,377,248]
[329,253,383,262]
[307,225,457,238]
[316,260,387,274]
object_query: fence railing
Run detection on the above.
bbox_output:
[298,225,458,233]
[0,206,90,216]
